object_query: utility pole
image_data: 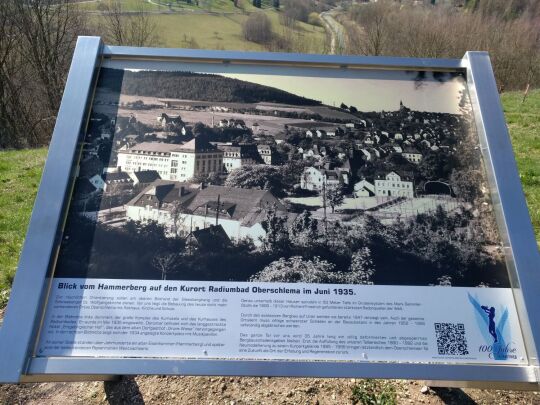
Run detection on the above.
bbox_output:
[215,194,221,226]
[322,176,328,237]
[189,216,193,256]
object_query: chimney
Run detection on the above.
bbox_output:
[179,186,185,196]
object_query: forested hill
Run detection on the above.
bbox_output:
[97,68,321,106]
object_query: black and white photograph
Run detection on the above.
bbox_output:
[54,66,510,287]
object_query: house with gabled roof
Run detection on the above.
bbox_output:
[354,179,375,197]
[157,113,184,129]
[89,171,133,193]
[126,181,289,245]
[374,171,414,198]
[256,144,276,165]
[187,224,231,251]
[129,170,162,187]
[300,167,348,191]
[402,147,423,164]
[217,143,263,172]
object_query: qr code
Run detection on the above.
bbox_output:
[434,323,469,355]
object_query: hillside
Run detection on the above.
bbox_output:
[99,68,322,105]
[78,0,328,52]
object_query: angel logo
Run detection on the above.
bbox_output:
[480,305,498,343]
[468,293,517,360]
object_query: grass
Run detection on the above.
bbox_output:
[148,11,326,52]
[351,379,397,405]
[0,91,538,306]
[149,13,264,50]
[78,0,327,52]
[78,0,161,12]
[500,89,540,242]
[0,149,46,306]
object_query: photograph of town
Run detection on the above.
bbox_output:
[53,66,511,287]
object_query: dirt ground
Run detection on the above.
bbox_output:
[2,374,540,404]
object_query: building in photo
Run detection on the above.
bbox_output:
[170,138,223,180]
[300,167,348,191]
[354,179,376,197]
[126,180,288,245]
[217,143,263,172]
[374,171,414,198]
[403,147,423,164]
[117,138,223,181]
[257,144,276,165]
[117,142,179,178]
[129,170,162,187]
[89,172,134,193]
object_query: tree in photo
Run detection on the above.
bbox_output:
[251,256,336,283]
[152,252,180,280]
[169,200,188,237]
[191,171,223,185]
[279,159,309,191]
[289,210,318,247]
[260,205,289,252]
[225,165,284,195]
[251,255,372,284]
[450,168,482,203]
[192,121,209,136]
[437,275,452,286]
[417,150,457,181]
[325,183,345,213]
[348,247,375,285]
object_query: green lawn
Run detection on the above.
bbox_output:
[147,11,326,51]
[78,0,160,12]
[79,0,327,52]
[0,91,538,306]
[501,89,540,242]
[78,0,282,13]
[0,149,46,306]
[149,13,264,50]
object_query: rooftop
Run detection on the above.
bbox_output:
[120,142,181,155]
[189,224,231,249]
[104,172,133,183]
[127,181,287,228]
[132,170,161,184]
[127,180,198,209]
[175,137,221,153]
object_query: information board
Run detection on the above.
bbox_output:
[1,37,539,387]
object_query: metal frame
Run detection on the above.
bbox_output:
[0,36,103,383]
[1,37,539,389]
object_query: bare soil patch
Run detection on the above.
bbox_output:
[2,375,540,404]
